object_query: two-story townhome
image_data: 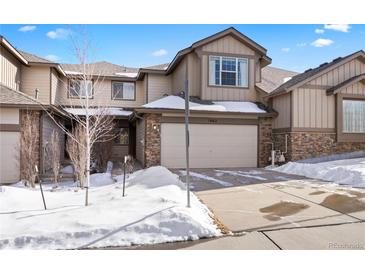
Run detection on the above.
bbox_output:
[1,27,363,185]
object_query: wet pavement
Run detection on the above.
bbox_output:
[105,168,365,250]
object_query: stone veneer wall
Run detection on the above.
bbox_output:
[144,113,161,167]
[258,117,273,167]
[273,131,365,162]
[19,109,41,179]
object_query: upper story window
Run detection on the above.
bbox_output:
[112,82,135,100]
[69,79,93,98]
[209,56,248,87]
[343,100,365,133]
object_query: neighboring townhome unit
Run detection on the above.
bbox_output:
[268,50,365,161]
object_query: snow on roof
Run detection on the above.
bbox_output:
[114,72,138,78]
[64,108,133,116]
[64,70,82,75]
[142,95,266,113]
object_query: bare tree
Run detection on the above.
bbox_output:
[49,130,61,187]
[29,28,117,205]
[66,124,87,188]
[20,111,39,188]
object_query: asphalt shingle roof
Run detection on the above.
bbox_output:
[270,50,365,96]
[0,84,38,105]
[257,66,298,93]
[19,50,54,63]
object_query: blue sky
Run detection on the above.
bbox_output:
[0,24,364,72]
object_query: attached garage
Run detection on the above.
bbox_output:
[161,123,258,168]
[0,107,21,184]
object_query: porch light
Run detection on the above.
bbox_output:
[152,124,160,132]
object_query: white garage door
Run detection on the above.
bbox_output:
[161,123,257,168]
[0,132,20,184]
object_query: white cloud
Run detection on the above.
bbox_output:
[281,47,290,52]
[315,28,325,34]
[311,38,334,47]
[18,25,36,32]
[152,49,168,57]
[44,54,59,62]
[296,42,307,47]
[46,28,72,39]
[324,24,351,33]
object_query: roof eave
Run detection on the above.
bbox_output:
[0,36,29,65]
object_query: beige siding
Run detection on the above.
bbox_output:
[0,45,21,90]
[187,53,201,97]
[339,81,365,95]
[171,58,187,93]
[0,107,19,124]
[272,93,290,129]
[308,59,365,87]
[50,69,63,105]
[292,88,335,129]
[147,74,172,103]
[56,77,146,108]
[201,35,255,55]
[200,54,257,101]
[41,114,65,172]
[21,66,51,104]
[135,118,145,166]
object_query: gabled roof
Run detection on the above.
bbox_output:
[143,63,169,71]
[165,27,272,74]
[257,66,298,93]
[61,61,138,78]
[268,50,365,98]
[0,84,40,106]
[19,50,54,64]
[326,73,365,95]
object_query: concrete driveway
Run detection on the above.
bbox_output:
[171,168,365,250]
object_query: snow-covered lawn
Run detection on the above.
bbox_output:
[0,167,221,249]
[271,157,365,188]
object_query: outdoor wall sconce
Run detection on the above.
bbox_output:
[152,124,160,132]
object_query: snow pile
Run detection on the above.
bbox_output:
[65,107,132,117]
[143,95,266,113]
[0,166,220,249]
[272,157,365,188]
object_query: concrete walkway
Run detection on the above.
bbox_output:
[103,168,365,250]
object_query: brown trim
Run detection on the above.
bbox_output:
[206,55,250,90]
[135,108,277,117]
[0,124,20,132]
[292,128,336,133]
[201,51,256,59]
[39,112,44,173]
[145,74,149,103]
[301,84,332,90]
[336,93,365,142]
[289,91,293,129]
[0,104,42,109]
[272,127,336,133]
[111,81,136,101]
[272,127,291,134]
[161,116,258,125]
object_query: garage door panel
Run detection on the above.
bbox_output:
[0,132,20,184]
[161,123,257,168]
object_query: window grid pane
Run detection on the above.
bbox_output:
[209,56,248,87]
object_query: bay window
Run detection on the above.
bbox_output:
[209,56,248,87]
[112,82,135,100]
[69,79,93,98]
[343,100,365,133]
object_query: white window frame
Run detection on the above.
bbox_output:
[209,55,249,88]
[69,79,93,99]
[112,81,136,101]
